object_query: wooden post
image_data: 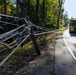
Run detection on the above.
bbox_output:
[30,28,41,55]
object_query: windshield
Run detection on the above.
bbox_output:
[70,20,76,26]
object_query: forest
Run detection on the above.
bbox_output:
[0,0,69,29]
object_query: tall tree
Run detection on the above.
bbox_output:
[42,0,45,25]
[63,11,69,25]
[0,0,5,14]
[28,0,30,17]
[57,0,65,29]
[36,0,39,25]
[57,0,61,29]
[4,0,6,14]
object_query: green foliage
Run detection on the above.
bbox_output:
[63,11,69,26]
[0,0,65,29]
[0,0,16,15]
[0,5,4,14]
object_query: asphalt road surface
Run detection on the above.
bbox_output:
[55,29,76,75]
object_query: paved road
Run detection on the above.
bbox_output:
[55,29,76,75]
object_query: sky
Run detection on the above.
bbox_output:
[64,0,76,19]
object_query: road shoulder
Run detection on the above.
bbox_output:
[55,35,76,75]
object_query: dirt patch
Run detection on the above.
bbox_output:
[0,33,59,75]
[15,37,56,75]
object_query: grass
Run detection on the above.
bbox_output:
[0,28,66,75]
[0,27,66,63]
[0,44,11,62]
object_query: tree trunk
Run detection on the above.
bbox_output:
[28,0,30,17]
[4,0,6,15]
[57,0,61,29]
[42,0,45,25]
[16,0,19,17]
[36,0,39,25]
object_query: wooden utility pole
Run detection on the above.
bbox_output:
[30,28,41,55]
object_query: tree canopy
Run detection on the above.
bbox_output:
[0,0,68,29]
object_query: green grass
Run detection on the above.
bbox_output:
[0,44,10,62]
[0,27,66,63]
[0,33,61,75]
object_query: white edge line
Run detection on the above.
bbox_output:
[63,31,76,60]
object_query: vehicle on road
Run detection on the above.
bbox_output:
[69,18,76,33]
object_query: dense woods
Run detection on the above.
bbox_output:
[0,0,69,29]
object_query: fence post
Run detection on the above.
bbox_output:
[30,27,41,55]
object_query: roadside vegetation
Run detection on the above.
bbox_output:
[0,35,52,74]
[0,0,69,29]
[0,0,69,75]
[0,29,65,75]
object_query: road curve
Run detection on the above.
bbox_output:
[63,29,76,59]
[55,29,76,75]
